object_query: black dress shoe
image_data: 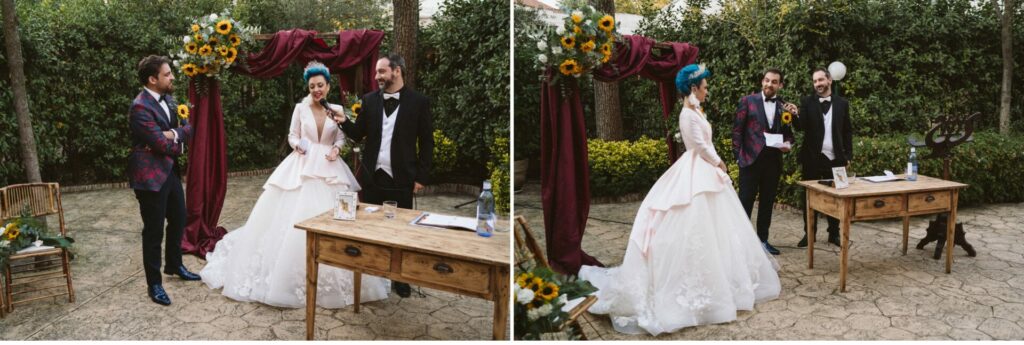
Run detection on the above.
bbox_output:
[762,242,781,255]
[393,282,411,298]
[164,265,201,281]
[797,235,810,248]
[148,284,171,306]
[827,233,841,247]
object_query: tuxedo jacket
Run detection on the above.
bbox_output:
[732,92,795,168]
[341,87,434,188]
[127,90,192,192]
[795,94,853,168]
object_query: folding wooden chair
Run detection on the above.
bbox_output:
[514,215,597,340]
[0,183,75,313]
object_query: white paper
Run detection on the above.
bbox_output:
[864,170,905,183]
[412,212,477,232]
[764,133,784,148]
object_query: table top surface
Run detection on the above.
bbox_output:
[797,174,968,198]
[294,203,510,266]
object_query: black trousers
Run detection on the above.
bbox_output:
[739,148,783,242]
[134,172,186,286]
[801,153,843,236]
[360,168,414,209]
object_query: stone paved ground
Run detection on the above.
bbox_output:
[0,174,508,340]
[515,182,1024,340]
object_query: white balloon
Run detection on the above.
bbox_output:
[829,61,847,81]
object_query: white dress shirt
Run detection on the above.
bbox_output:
[144,87,178,143]
[821,106,835,161]
[762,92,777,129]
[375,105,399,177]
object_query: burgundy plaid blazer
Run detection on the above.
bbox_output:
[127,90,192,192]
[731,92,794,168]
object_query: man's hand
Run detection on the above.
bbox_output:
[163,131,175,139]
[779,142,792,153]
[413,182,424,194]
[783,102,799,115]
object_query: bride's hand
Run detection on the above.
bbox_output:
[326,146,340,161]
[295,147,306,155]
[718,161,729,175]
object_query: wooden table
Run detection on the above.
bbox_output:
[797,175,968,292]
[295,204,511,340]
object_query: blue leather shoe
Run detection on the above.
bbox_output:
[148,284,171,306]
[164,265,201,281]
[763,241,781,256]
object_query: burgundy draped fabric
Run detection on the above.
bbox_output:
[182,79,228,259]
[181,29,384,259]
[540,35,698,275]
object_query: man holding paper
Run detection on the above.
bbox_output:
[732,68,796,255]
[793,67,854,248]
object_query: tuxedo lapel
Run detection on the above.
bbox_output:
[143,92,171,129]
[753,95,769,130]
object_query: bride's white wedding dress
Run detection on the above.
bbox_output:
[200,100,390,308]
[578,102,780,336]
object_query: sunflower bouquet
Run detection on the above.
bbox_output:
[532,0,620,84]
[171,10,257,80]
[0,206,74,275]
[513,267,597,340]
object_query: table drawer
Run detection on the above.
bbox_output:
[809,189,841,217]
[401,251,491,294]
[854,195,904,218]
[908,191,951,212]
[318,236,392,272]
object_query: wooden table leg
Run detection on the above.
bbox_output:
[902,216,910,255]
[946,189,959,273]
[840,199,852,292]
[306,232,319,340]
[807,191,816,269]
[354,272,361,313]
[492,265,510,340]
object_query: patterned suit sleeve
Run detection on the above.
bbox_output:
[415,96,434,185]
[732,96,747,163]
[130,104,181,156]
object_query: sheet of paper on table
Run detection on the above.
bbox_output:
[864,170,905,183]
[411,212,477,232]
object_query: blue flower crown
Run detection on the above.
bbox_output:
[303,61,331,83]
[675,63,710,96]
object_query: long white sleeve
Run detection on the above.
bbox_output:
[287,104,302,149]
[330,104,346,148]
[681,109,722,166]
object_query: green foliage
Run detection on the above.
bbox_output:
[419,0,510,178]
[432,129,458,176]
[489,136,510,215]
[0,0,391,186]
[513,267,597,341]
[513,5,544,160]
[1,206,75,275]
[587,136,669,197]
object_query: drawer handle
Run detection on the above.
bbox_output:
[873,200,885,208]
[925,195,936,202]
[433,262,454,274]
[344,245,362,257]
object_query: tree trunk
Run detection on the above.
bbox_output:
[995,0,1014,135]
[591,0,623,140]
[2,0,42,183]
[392,0,419,89]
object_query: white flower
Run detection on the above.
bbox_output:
[552,46,563,55]
[555,26,566,35]
[527,303,554,321]
[536,40,547,51]
[173,60,180,68]
[516,286,536,304]
[537,54,548,64]
[184,36,192,44]
[209,13,218,21]
[0,240,9,248]
[585,19,593,26]
[556,294,568,306]
[572,10,583,19]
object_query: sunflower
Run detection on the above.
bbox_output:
[193,34,203,43]
[570,10,583,24]
[185,42,198,54]
[560,36,575,49]
[197,64,209,74]
[182,63,198,77]
[350,102,362,115]
[537,282,559,301]
[5,224,19,240]
[191,24,200,33]
[559,59,579,76]
[199,44,213,56]
[216,19,232,35]
[601,52,611,63]
[515,272,532,288]
[598,15,615,32]
[177,104,189,120]
[229,34,241,47]
[225,48,238,64]
[573,26,581,35]
[782,111,793,124]
[218,45,229,56]
[600,43,612,55]
[580,40,596,53]
[209,37,219,46]
[526,277,544,292]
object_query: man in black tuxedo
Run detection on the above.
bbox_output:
[794,67,854,247]
[335,53,433,297]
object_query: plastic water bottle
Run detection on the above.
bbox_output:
[476,180,496,237]
[907,147,919,181]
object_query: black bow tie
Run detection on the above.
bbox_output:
[383,98,400,117]
[765,97,777,103]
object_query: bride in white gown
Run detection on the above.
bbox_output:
[200,62,389,308]
[578,64,780,336]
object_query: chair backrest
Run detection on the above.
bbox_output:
[514,215,548,271]
[0,183,65,236]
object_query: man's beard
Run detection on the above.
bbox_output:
[378,77,394,90]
